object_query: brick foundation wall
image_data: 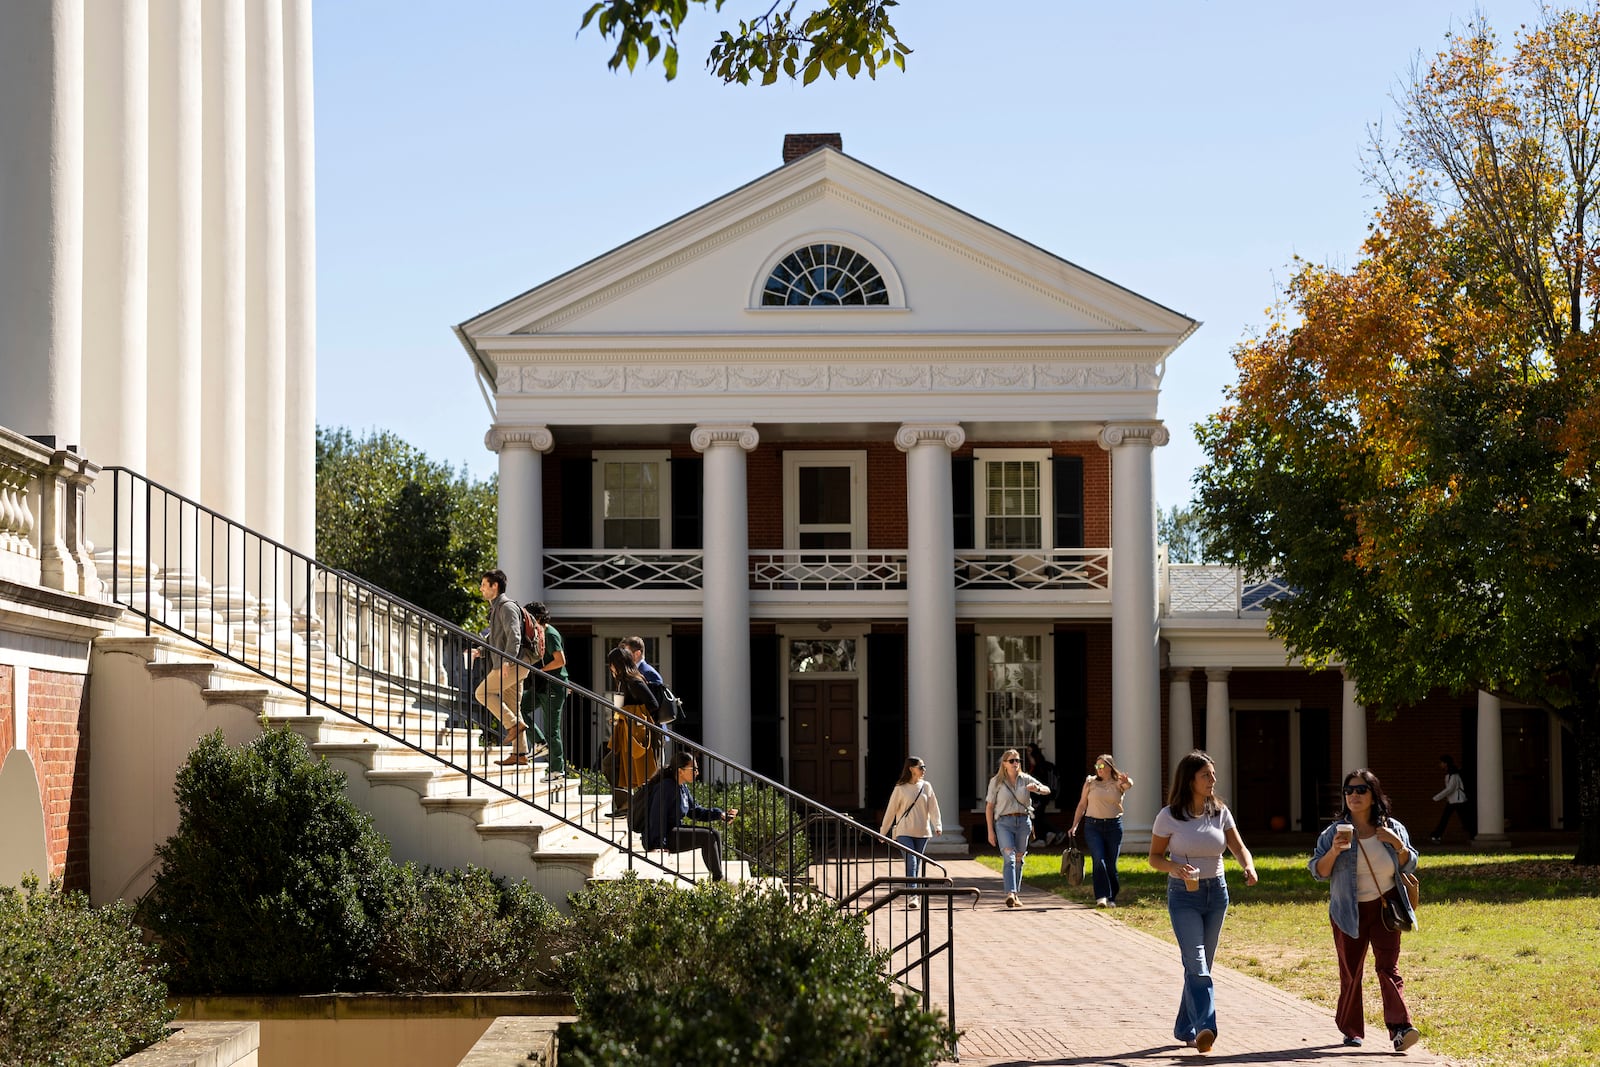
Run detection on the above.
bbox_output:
[25,668,90,891]
[0,663,13,764]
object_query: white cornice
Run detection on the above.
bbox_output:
[477,332,1180,355]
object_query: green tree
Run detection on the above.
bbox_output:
[315,426,496,628]
[1158,503,1214,564]
[1196,5,1600,864]
[579,0,909,84]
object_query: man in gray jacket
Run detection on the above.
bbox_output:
[472,569,531,765]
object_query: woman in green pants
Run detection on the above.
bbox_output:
[520,601,571,777]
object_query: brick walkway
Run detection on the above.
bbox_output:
[904,859,1461,1066]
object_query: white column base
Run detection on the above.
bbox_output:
[925,829,970,858]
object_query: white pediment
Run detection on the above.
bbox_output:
[459,148,1195,356]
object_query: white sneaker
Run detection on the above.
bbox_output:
[1095,897,1108,908]
[906,898,919,910]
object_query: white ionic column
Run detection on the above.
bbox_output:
[486,427,553,604]
[282,0,316,556]
[895,423,965,853]
[0,0,84,448]
[200,0,253,642]
[1340,670,1368,773]
[1476,691,1508,844]
[243,0,286,543]
[1099,423,1168,844]
[1167,668,1194,784]
[692,424,758,766]
[148,0,202,503]
[1205,667,1232,803]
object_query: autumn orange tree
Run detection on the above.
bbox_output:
[1196,5,1600,865]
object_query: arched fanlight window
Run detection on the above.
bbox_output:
[760,242,890,306]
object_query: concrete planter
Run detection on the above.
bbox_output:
[117,1022,259,1067]
[171,993,574,1067]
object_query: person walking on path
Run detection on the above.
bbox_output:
[471,569,531,766]
[1070,752,1133,908]
[1311,768,1422,1053]
[1429,755,1473,844]
[985,748,1050,909]
[880,756,943,908]
[1149,750,1258,1055]
[520,602,571,778]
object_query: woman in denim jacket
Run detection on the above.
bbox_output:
[1310,768,1421,1053]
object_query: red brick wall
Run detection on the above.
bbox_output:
[0,664,13,764]
[25,668,90,891]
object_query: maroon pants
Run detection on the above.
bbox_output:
[1333,897,1411,1040]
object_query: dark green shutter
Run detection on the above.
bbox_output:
[866,633,908,809]
[957,632,977,806]
[671,457,702,549]
[952,457,975,550]
[1054,629,1088,792]
[750,635,782,780]
[560,458,592,549]
[1053,456,1084,549]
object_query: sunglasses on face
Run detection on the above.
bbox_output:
[1343,783,1371,795]
[1004,758,1021,764]
[1095,762,1106,769]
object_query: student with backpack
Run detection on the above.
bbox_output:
[520,602,571,778]
[471,570,530,765]
[644,751,738,882]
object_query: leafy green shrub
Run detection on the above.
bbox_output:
[371,864,572,992]
[561,878,950,1066]
[140,728,396,994]
[691,780,812,879]
[0,876,175,1067]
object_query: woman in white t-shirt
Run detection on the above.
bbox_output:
[1147,750,1258,1056]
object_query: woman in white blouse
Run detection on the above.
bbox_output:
[1148,750,1257,1055]
[879,756,942,908]
[985,748,1050,909]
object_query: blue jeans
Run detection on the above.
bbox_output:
[1083,816,1123,902]
[1167,875,1229,1041]
[995,814,1031,894]
[896,835,929,883]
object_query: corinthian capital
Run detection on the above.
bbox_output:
[484,425,554,453]
[690,424,760,452]
[893,422,966,453]
[1097,422,1170,450]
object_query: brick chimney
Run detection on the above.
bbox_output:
[782,133,843,164]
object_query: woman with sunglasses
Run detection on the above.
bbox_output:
[1148,750,1258,1055]
[1310,769,1421,1052]
[985,748,1051,908]
[879,756,943,908]
[1070,753,1134,907]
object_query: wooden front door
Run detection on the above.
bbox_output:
[1234,708,1290,832]
[789,679,859,810]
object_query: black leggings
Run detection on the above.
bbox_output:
[1432,802,1474,840]
[667,826,725,881]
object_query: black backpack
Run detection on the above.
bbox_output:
[628,768,669,835]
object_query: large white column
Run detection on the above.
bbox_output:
[200,0,247,523]
[0,0,84,448]
[487,427,553,604]
[243,0,286,542]
[895,423,966,853]
[1340,670,1368,773]
[692,424,758,766]
[1167,668,1194,786]
[1476,691,1508,844]
[282,0,316,555]
[1099,423,1167,843]
[148,0,203,500]
[1205,667,1232,803]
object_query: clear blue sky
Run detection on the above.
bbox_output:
[313,0,1482,508]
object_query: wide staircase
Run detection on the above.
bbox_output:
[98,467,970,1036]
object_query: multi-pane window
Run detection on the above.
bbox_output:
[983,460,1043,550]
[597,456,666,549]
[789,638,857,674]
[984,634,1045,773]
[797,466,853,549]
[761,243,890,306]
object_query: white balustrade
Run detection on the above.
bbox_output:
[542,550,706,590]
[1164,563,1293,616]
[953,549,1111,593]
[748,550,907,591]
[0,427,100,594]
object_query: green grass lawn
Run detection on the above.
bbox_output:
[975,848,1600,1067]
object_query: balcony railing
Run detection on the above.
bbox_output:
[0,427,99,597]
[954,549,1111,592]
[749,550,907,591]
[541,547,1113,596]
[1164,563,1294,617]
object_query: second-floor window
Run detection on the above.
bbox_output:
[783,451,867,550]
[593,451,671,550]
[975,449,1052,551]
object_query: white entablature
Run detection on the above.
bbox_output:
[456,146,1197,425]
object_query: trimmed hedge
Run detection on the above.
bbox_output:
[0,876,175,1067]
[561,878,950,1066]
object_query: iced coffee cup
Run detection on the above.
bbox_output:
[1335,822,1354,848]
[1183,868,1199,891]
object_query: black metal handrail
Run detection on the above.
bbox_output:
[103,466,957,1016]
